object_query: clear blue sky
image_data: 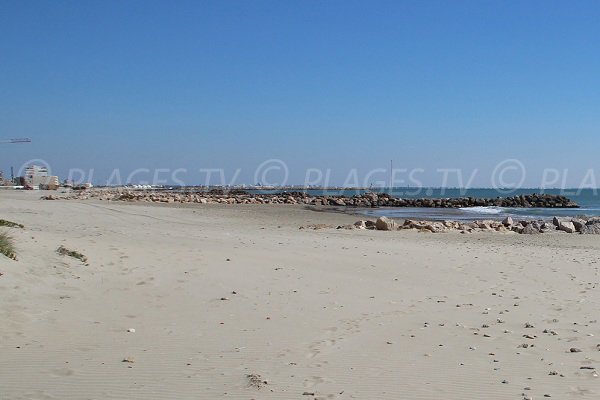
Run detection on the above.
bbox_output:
[1,0,599,187]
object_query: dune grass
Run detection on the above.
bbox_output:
[0,231,17,260]
[57,245,88,263]
[0,219,24,229]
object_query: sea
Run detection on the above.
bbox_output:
[248,188,600,222]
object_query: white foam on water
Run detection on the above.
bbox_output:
[459,206,504,215]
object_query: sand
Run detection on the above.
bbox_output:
[1,191,599,399]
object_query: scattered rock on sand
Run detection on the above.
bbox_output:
[522,224,541,234]
[581,222,600,234]
[375,216,396,231]
[557,220,576,233]
[541,222,556,232]
[572,218,586,231]
[353,220,367,229]
[357,216,594,235]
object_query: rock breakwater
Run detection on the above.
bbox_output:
[43,190,579,209]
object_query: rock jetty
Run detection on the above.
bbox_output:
[44,189,579,209]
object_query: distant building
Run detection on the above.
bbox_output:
[37,176,60,190]
[22,165,59,190]
[25,165,49,177]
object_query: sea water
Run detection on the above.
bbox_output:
[251,188,600,221]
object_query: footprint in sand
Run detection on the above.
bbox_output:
[135,276,155,286]
[50,367,75,377]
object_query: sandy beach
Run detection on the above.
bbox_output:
[1,191,599,399]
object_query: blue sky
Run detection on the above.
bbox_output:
[1,0,599,187]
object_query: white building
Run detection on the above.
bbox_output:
[25,165,49,177]
[23,165,59,189]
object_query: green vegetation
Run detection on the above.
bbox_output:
[0,231,17,260]
[0,219,24,229]
[57,245,88,263]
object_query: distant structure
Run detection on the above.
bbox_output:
[22,165,59,190]
[25,165,49,176]
[0,137,32,186]
[0,138,31,144]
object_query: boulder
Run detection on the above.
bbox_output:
[522,224,541,234]
[375,216,396,231]
[541,222,555,232]
[580,223,600,235]
[552,216,562,227]
[557,221,576,233]
[353,220,367,230]
[365,220,376,230]
[477,220,496,230]
[531,221,543,231]
[502,216,513,227]
[458,224,472,232]
[571,218,586,232]
[423,222,447,233]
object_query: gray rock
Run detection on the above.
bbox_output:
[522,224,541,234]
[477,220,497,230]
[572,218,586,232]
[364,220,376,230]
[553,216,561,227]
[424,222,447,233]
[502,216,513,227]
[354,220,367,230]
[512,225,524,234]
[557,221,576,233]
[531,221,543,231]
[375,216,396,231]
[580,223,600,235]
[541,222,556,232]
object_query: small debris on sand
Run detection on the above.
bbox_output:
[246,373,268,389]
[56,246,88,263]
[570,347,582,353]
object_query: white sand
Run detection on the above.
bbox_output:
[1,191,599,399]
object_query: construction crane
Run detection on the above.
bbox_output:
[0,138,31,184]
[0,138,31,144]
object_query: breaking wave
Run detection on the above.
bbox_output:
[459,206,504,215]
